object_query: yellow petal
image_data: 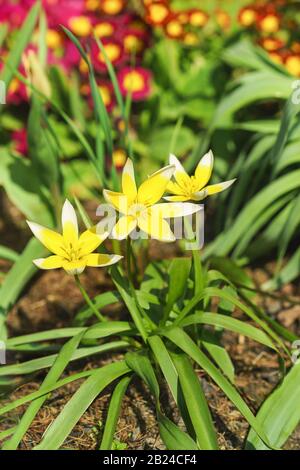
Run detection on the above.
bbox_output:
[190,190,207,201]
[62,259,87,275]
[122,158,137,202]
[137,165,175,206]
[195,150,214,190]
[166,180,186,196]
[111,215,137,240]
[27,221,65,256]
[62,199,78,245]
[78,226,109,256]
[151,202,200,218]
[164,195,190,202]
[204,179,236,196]
[83,253,123,267]
[137,211,176,242]
[103,189,129,214]
[33,255,64,270]
[169,154,190,188]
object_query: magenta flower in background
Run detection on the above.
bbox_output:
[117,66,152,101]
[11,128,28,155]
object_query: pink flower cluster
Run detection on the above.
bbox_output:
[0,0,153,154]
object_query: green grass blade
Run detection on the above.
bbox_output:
[0,370,97,417]
[2,331,86,449]
[162,327,277,449]
[6,321,133,347]
[172,353,218,450]
[34,361,130,450]
[157,412,198,450]
[246,364,300,450]
[0,238,46,341]
[0,246,19,263]
[100,375,131,450]
[0,341,129,376]
[181,313,277,350]
[125,351,159,400]
[0,2,40,95]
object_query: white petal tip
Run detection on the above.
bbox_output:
[201,150,214,167]
[33,258,44,268]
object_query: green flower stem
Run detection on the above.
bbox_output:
[125,238,156,334]
[74,275,105,322]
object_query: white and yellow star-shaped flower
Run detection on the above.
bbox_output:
[165,151,236,202]
[103,159,201,242]
[27,199,122,275]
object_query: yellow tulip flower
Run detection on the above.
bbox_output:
[165,151,236,202]
[27,199,122,275]
[103,159,201,242]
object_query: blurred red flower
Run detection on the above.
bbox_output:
[117,66,151,101]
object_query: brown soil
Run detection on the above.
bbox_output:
[0,194,300,450]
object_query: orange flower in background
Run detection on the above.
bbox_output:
[215,9,231,30]
[177,11,189,25]
[100,0,125,16]
[113,148,127,169]
[285,54,300,77]
[145,1,171,26]
[85,0,100,11]
[188,9,208,27]
[291,42,300,54]
[238,6,257,27]
[268,51,285,65]
[117,66,151,101]
[164,14,185,39]
[259,37,284,52]
[183,32,199,46]
[257,10,280,33]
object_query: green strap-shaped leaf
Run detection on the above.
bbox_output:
[2,330,86,449]
[0,238,46,341]
[172,353,218,450]
[0,2,40,97]
[246,364,300,450]
[33,361,130,450]
[162,327,277,449]
[100,375,132,450]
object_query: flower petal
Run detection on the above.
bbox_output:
[151,202,201,218]
[26,221,65,256]
[137,211,176,242]
[33,255,64,270]
[191,190,207,201]
[137,165,175,206]
[62,259,87,275]
[169,153,190,187]
[78,226,109,256]
[195,150,214,190]
[166,180,186,196]
[204,179,236,195]
[164,195,190,202]
[83,253,123,267]
[111,215,137,240]
[103,189,129,214]
[62,199,78,244]
[122,158,137,202]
